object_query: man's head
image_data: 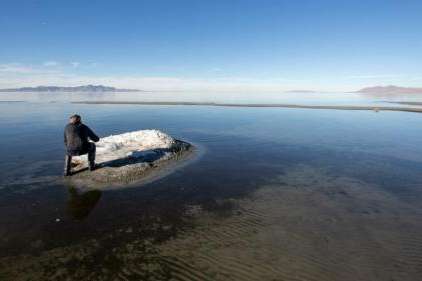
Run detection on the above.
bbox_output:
[69,114,81,124]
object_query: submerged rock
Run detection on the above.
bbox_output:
[67,129,193,189]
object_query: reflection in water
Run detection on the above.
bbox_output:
[66,187,102,220]
[1,102,422,280]
[3,90,422,107]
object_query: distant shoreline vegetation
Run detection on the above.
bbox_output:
[0,85,141,92]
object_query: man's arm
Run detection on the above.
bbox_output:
[64,129,67,146]
[85,125,100,142]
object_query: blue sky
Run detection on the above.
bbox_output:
[0,0,421,91]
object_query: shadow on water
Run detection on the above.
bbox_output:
[66,187,102,220]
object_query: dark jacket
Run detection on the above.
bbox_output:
[64,122,99,155]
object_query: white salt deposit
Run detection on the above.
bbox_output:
[68,129,193,189]
[73,129,176,165]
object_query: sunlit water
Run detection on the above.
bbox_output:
[1,93,422,280]
[2,90,422,106]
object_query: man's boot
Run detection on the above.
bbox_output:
[88,143,96,171]
[64,155,72,176]
[89,160,96,171]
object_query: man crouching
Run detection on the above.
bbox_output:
[64,114,100,176]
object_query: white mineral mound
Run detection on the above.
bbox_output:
[73,129,176,165]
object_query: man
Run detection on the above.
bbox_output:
[64,114,100,176]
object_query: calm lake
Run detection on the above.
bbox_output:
[1,92,422,280]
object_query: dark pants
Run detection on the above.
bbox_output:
[64,143,96,175]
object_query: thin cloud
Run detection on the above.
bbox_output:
[346,74,406,79]
[0,63,35,74]
[88,62,98,67]
[70,62,80,68]
[408,76,422,81]
[0,70,285,91]
[0,63,61,79]
[0,64,419,92]
[43,61,59,67]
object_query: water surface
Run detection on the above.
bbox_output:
[0,95,422,280]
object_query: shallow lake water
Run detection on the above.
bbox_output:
[1,94,422,280]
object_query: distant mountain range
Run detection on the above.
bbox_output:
[2,84,421,95]
[0,85,141,92]
[356,85,422,94]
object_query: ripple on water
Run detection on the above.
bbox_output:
[1,165,422,280]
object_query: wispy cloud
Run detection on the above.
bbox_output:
[0,63,35,74]
[409,76,422,81]
[210,67,222,73]
[0,62,61,81]
[43,61,59,67]
[0,62,420,92]
[70,62,80,68]
[345,74,406,79]
[0,69,299,91]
